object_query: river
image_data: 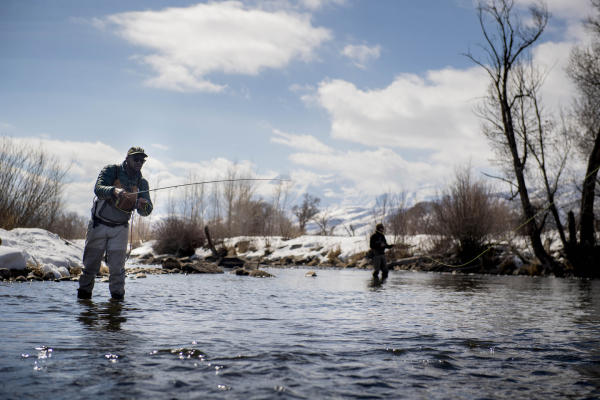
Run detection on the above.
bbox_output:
[1,268,599,399]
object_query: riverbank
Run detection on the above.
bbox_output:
[0,227,572,282]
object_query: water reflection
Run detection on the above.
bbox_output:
[575,280,600,325]
[425,273,486,294]
[368,275,386,290]
[78,299,127,331]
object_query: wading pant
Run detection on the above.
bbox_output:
[372,254,388,279]
[78,221,128,298]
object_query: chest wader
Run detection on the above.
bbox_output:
[78,170,139,300]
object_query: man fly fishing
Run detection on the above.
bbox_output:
[77,146,153,301]
[370,223,394,281]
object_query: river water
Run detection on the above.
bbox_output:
[1,268,599,399]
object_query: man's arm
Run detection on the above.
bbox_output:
[136,178,153,216]
[94,165,120,200]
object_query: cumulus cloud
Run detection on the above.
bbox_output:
[271,129,332,153]
[102,1,332,92]
[341,44,381,69]
[313,67,490,155]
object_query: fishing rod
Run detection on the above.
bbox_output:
[133,178,290,195]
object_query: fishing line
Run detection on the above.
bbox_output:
[125,177,289,257]
[422,164,600,269]
[133,178,290,195]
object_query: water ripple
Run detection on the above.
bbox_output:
[0,271,599,399]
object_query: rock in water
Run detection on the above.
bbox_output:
[249,269,274,278]
[305,270,317,277]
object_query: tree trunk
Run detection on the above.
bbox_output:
[501,94,556,271]
[580,131,600,247]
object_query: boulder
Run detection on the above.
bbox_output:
[57,266,70,278]
[42,264,62,280]
[26,273,43,281]
[162,257,182,270]
[0,247,26,270]
[249,269,274,278]
[0,268,11,280]
[218,257,245,268]
[181,262,223,274]
[232,268,274,278]
[233,268,249,276]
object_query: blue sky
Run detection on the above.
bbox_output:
[0,0,594,217]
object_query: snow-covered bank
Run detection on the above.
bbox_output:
[1,227,570,281]
[193,234,433,265]
[0,228,83,278]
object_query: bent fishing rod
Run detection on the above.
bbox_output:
[133,178,291,195]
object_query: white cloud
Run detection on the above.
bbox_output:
[341,44,381,69]
[288,147,448,196]
[271,129,332,153]
[103,1,332,92]
[151,143,169,151]
[300,0,346,10]
[313,66,490,156]
[514,0,591,22]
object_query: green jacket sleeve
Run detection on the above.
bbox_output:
[94,165,118,200]
[136,178,153,216]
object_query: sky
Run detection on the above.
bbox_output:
[0,0,595,218]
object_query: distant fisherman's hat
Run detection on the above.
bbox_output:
[127,146,147,158]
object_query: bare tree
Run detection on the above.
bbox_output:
[466,0,558,271]
[292,193,320,234]
[313,208,334,236]
[511,64,572,248]
[269,180,294,237]
[387,192,409,241]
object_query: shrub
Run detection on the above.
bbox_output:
[48,212,88,239]
[431,166,514,263]
[0,137,67,230]
[152,217,205,257]
[327,245,342,264]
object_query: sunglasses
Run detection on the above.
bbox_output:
[132,155,146,163]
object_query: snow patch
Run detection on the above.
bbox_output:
[0,228,83,268]
[0,246,27,270]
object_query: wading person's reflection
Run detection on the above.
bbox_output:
[78,301,126,331]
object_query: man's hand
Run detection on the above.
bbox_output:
[113,187,125,199]
[136,197,149,210]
